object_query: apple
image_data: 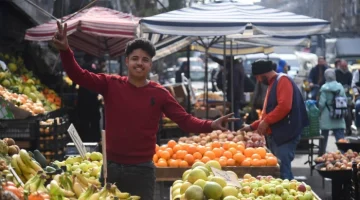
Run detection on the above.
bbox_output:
[275,185,284,195]
[281,182,290,190]
[297,184,306,192]
[274,195,282,200]
[269,187,276,194]
[286,195,295,200]
[250,182,258,189]
[251,188,259,196]
[281,191,289,199]
[258,187,265,196]
[289,182,297,190]
[305,185,312,191]
[289,189,297,196]
[303,191,313,200]
[241,186,251,194]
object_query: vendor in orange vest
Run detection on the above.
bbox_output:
[241,60,309,180]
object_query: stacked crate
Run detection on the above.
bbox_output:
[38,116,70,162]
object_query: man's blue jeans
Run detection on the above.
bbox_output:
[355,98,360,127]
[269,135,301,180]
[319,129,344,156]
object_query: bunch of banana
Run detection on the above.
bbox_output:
[11,149,43,182]
[88,183,140,200]
[23,171,48,194]
[47,173,76,198]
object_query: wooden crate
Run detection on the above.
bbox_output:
[169,187,322,200]
[156,165,280,182]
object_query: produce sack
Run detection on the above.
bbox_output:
[302,100,320,137]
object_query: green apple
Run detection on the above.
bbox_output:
[222,186,238,197]
[275,185,284,195]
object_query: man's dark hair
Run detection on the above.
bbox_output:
[334,59,340,66]
[272,62,277,71]
[125,38,156,58]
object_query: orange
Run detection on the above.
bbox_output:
[187,145,197,154]
[255,147,267,159]
[259,159,267,166]
[241,159,251,166]
[220,156,227,160]
[204,151,216,160]
[266,153,275,158]
[251,158,261,166]
[156,150,163,158]
[193,152,202,160]
[201,156,211,163]
[228,147,237,155]
[169,159,179,167]
[219,158,227,167]
[153,154,159,163]
[160,151,170,160]
[184,154,195,165]
[181,143,190,152]
[226,158,236,166]
[236,145,245,153]
[160,145,167,151]
[165,148,174,157]
[223,151,233,159]
[176,150,186,159]
[266,157,278,166]
[223,142,230,150]
[212,141,221,149]
[157,160,167,167]
[197,146,207,155]
[251,153,261,160]
[212,148,222,158]
[244,148,255,158]
[167,140,177,148]
[172,153,177,159]
[155,144,159,152]
[173,144,182,153]
[176,159,182,165]
[179,160,189,168]
[229,142,237,149]
[233,153,245,164]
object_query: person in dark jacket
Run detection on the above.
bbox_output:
[308,57,329,100]
[241,60,309,180]
[209,55,245,130]
[76,54,102,142]
[175,62,188,83]
[335,60,353,135]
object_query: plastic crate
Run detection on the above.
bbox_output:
[0,118,38,140]
[351,162,359,200]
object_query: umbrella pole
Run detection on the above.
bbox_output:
[230,39,234,131]
[222,36,227,117]
[204,47,209,119]
[186,45,191,113]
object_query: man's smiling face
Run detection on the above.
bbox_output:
[126,49,152,80]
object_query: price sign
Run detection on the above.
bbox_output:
[67,124,87,159]
[211,167,241,188]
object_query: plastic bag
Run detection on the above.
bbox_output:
[302,100,320,137]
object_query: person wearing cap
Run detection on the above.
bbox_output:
[276,59,289,74]
[241,60,309,179]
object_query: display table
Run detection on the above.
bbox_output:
[156,165,280,182]
[296,135,324,176]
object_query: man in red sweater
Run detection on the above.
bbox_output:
[53,22,237,199]
[241,60,308,180]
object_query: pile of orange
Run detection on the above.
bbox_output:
[153,140,278,168]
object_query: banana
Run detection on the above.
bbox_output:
[20,149,43,172]
[72,181,85,198]
[89,193,100,200]
[130,195,141,200]
[10,155,22,175]
[16,155,36,175]
[85,177,101,186]
[117,192,130,199]
[23,172,34,181]
[53,174,61,184]
[74,172,89,187]
[50,180,75,197]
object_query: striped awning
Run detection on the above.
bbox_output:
[25,6,139,58]
[140,1,330,37]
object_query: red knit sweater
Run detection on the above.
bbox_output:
[60,48,213,164]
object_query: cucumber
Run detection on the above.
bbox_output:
[33,149,47,168]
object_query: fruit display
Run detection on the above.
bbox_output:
[178,131,266,148]
[196,92,224,101]
[154,140,277,168]
[171,160,315,200]
[0,138,20,171]
[53,152,103,182]
[0,53,61,114]
[0,175,24,200]
[316,149,360,171]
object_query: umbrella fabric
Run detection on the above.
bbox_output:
[25,6,140,58]
[140,1,330,37]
